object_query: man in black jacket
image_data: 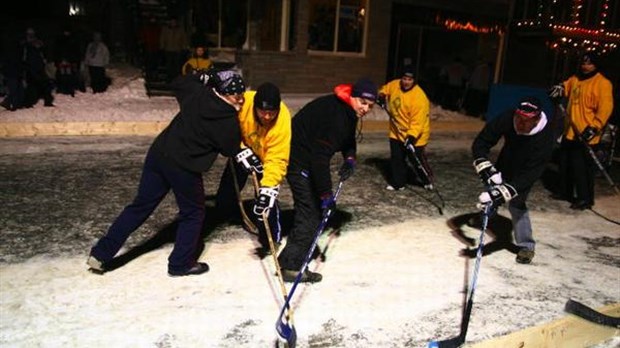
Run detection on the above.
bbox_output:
[87,70,255,277]
[278,78,378,283]
[471,96,555,264]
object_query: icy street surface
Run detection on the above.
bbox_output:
[0,132,619,347]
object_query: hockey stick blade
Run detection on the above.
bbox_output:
[276,315,297,348]
[428,335,465,348]
[565,299,620,328]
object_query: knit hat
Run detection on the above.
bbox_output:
[213,70,246,95]
[254,82,281,110]
[402,65,414,78]
[515,97,542,118]
[351,78,378,101]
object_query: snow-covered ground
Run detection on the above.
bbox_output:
[0,65,618,348]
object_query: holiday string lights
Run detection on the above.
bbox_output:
[515,0,619,53]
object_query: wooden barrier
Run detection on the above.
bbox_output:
[469,303,620,348]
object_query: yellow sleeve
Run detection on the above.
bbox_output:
[260,103,292,187]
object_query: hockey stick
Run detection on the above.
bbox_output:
[380,103,445,214]
[428,204,493,348]
[565,299,620,328]
[560,105,620,195]
[406,143,446,215]
[229,159,258,234]
[275,179,345,347]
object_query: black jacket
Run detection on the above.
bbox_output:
[471,110,555,193]
[151,74,241,173]
[289,93,357,195]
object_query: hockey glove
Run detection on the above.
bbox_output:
[404,135,417,149]
[548,84,564,100]
[320,192,336,214]
[253,186,279,221]
[376,95,387,110]
[473,158,503,186]
[338,156,356,181]
[235,148,263,174]
[477,183,517,210]
[580,126,598,143]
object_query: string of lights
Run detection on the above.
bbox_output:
[514,0,619,53]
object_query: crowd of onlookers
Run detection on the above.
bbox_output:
[0,27,110,111]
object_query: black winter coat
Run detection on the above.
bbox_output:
[289,93,357,195]
[471,110,555,194]
[151,74,242,173]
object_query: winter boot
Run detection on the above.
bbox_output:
[87,255,105,274]
[281,269,322,283]
[516,249,535,264]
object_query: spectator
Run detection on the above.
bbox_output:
[21,28,54,107]
[1,37,25,111]
[182,45,212,75]
[53,26,82,96]
[84,32,110,93]
[464,59,492,118]
[138,16,161,80]
[160,18,188,83]
[439,56,469,111]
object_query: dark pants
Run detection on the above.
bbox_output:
[2,77,24,110]
[388,138,433,188]
[277,167,322,270]
[24,71,53,107]
[215,159,281,246]
[88,66,109,93]
[90,147,206,273]
[558,139,595,205]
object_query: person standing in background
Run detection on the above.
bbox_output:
[84,32,110,93]
[550,53,614,210]
[160,18,188,83]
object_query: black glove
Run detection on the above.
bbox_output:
[235,148,263,174]
[253,186,279,221]
[473,158,503,185]
[338,156,356,181]
[548,84,564,100]
[376,95,387,109]
[580,126,598,143]
[477,183,517,210]
[404,135,417,149]
[320,192,336,214]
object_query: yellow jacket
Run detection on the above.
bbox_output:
[562,72,614,144]
[379,79,431,146]
[238,90,292,187]
[182,57,213,75]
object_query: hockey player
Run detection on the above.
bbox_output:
[549,53,614,210]
[215,82,292,255]
[87,70,248,277]
[471,97,556,264]
[378,65,433,191]
[277,78,378,283]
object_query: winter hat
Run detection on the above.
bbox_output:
[351,78,378,101]
[254,82,281,110]
[581,53,599,67]
[515,97,542,118]
[402,65,415,78]
[214,70,246,95]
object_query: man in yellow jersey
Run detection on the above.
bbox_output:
[550,53,614,210]
[216,82,292,254]
[378,65,432,191]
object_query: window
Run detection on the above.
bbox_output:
[192,0,294,51]
[308,0,368,53]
